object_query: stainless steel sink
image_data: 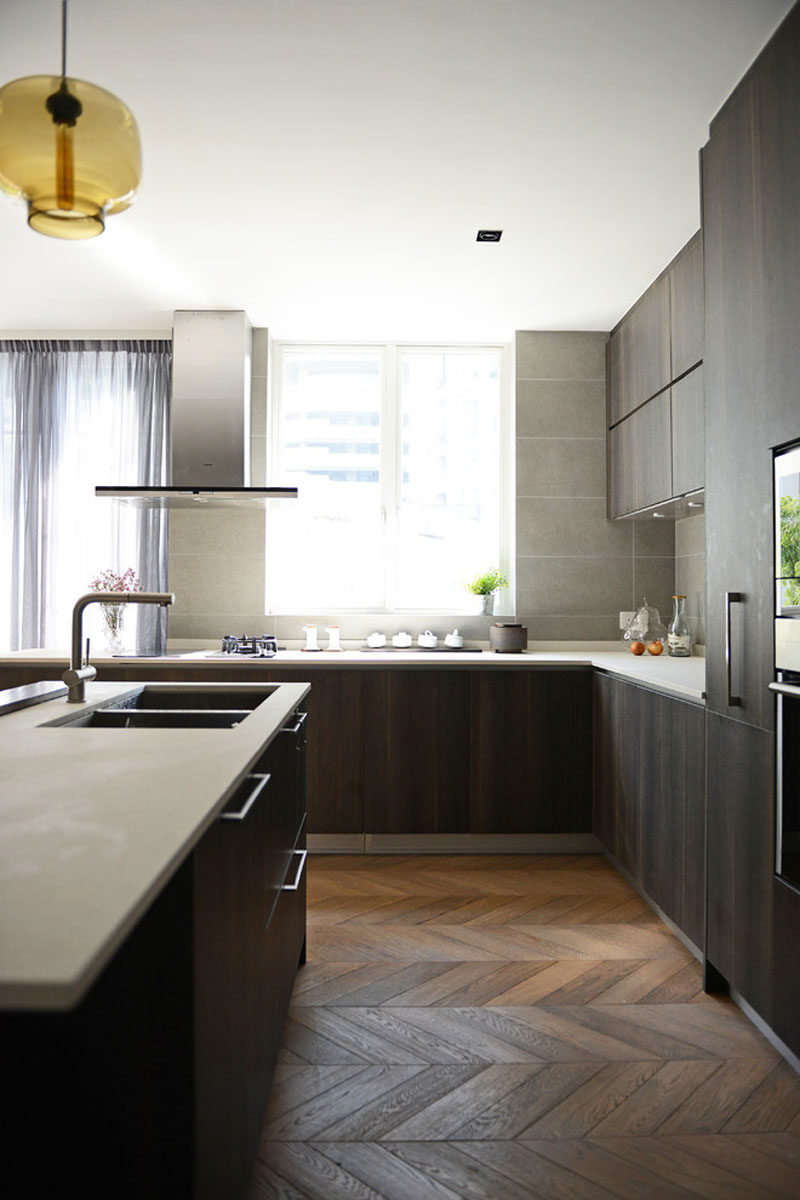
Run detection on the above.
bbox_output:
[60,709,250,729]
[108,686,277,710]
[41,685,277,729]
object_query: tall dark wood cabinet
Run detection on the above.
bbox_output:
[701,0,800,1055]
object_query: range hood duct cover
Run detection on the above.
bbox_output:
[96,310,297,508]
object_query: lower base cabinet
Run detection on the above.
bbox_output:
[593,672,705,949]
[0,706,307,1200]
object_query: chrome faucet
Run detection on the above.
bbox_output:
[63,591,176,702]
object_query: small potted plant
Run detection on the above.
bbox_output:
[465,568,509,615]
[89,566,142,653]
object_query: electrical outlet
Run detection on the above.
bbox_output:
[619,611,635,629]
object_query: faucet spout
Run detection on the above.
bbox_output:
[63,591,176,702]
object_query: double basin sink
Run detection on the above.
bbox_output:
[44,686,277,730]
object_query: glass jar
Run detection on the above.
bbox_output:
[668,594,692,657]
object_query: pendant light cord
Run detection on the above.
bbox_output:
[61,0,68,79]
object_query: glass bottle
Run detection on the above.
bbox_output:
[668,594,692,657]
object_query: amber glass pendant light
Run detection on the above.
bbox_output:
[0,1,141,239]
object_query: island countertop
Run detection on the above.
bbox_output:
[0,679,309,1011]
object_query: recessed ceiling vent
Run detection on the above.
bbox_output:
[476,229,502,242]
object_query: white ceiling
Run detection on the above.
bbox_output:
[0,0,794,340]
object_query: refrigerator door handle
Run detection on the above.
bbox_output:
[725,591,743,707]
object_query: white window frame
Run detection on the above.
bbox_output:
[266,340,514,615]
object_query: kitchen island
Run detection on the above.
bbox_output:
[0,678,309,1199]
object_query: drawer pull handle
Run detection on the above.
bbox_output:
[282,848,307,891]
[281,710,308,736]
[725,591,742,707]
[218,773,271,821]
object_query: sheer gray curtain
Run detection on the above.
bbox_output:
[0,340,171,654]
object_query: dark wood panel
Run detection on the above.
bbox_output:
[771,875,800,1056]
[470,670,593,834]
[610,276,671,422]
[0,860,195,1199]
[594,673,705,950]
[702,71,774,731]
[670,365,704,498]
[607,415,637,519]
[364,670,471,834]
[267,667,364,836]
[706,713,774,1025]
[669,229,704,378]
[635,391,672,510]
[642,691,705,947]
[754,1,800,449]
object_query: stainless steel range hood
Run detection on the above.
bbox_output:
[96,310,297,508]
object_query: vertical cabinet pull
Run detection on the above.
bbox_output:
[724,591,742,707]
[218,773,271,821]
[282,849,307,891]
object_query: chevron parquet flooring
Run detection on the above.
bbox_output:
[249,855,800,1198]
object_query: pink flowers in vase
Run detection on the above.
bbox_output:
[88,567,143,594]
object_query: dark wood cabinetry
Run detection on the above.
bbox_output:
[669,230,704,378]
[470,669,592,834]
[267,666,364,834]
[701,0,800,1058]
[593,672,705,949]
[670,367,704,499]
[606,232,705,520]
[607,275,671,425]
[364,669,471,834]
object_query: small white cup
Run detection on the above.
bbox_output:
[367,632,386,648]
[392,631,412,647]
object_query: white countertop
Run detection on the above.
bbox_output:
[0,643,706,702]
[0,679,308,1011]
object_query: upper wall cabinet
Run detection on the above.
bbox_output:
[607,275,670,425]
[606,231,705,519]
[670,231,704,378]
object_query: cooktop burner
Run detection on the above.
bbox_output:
[221,634,277,658]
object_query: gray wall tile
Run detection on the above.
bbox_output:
[517,438,606,498]
[517,613,621,642]
[632,557,675,627]
[632,518,676,557]
[517,498,632,558]
[516,379,607,438]
[252,327,269,378]
[676,512,706,557]
[516,331,606,381]
[169,551,265,616]
[517,556,633,615]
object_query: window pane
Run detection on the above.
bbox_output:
[393,349,501,610]
[269,349,384,611]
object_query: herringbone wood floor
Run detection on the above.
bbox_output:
[249,856,800,1199]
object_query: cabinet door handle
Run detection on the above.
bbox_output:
[218,772,271,821]
[769,680,800,699]
[281,710,308,736]
[282,848,307,891]
[725,591,742,707]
